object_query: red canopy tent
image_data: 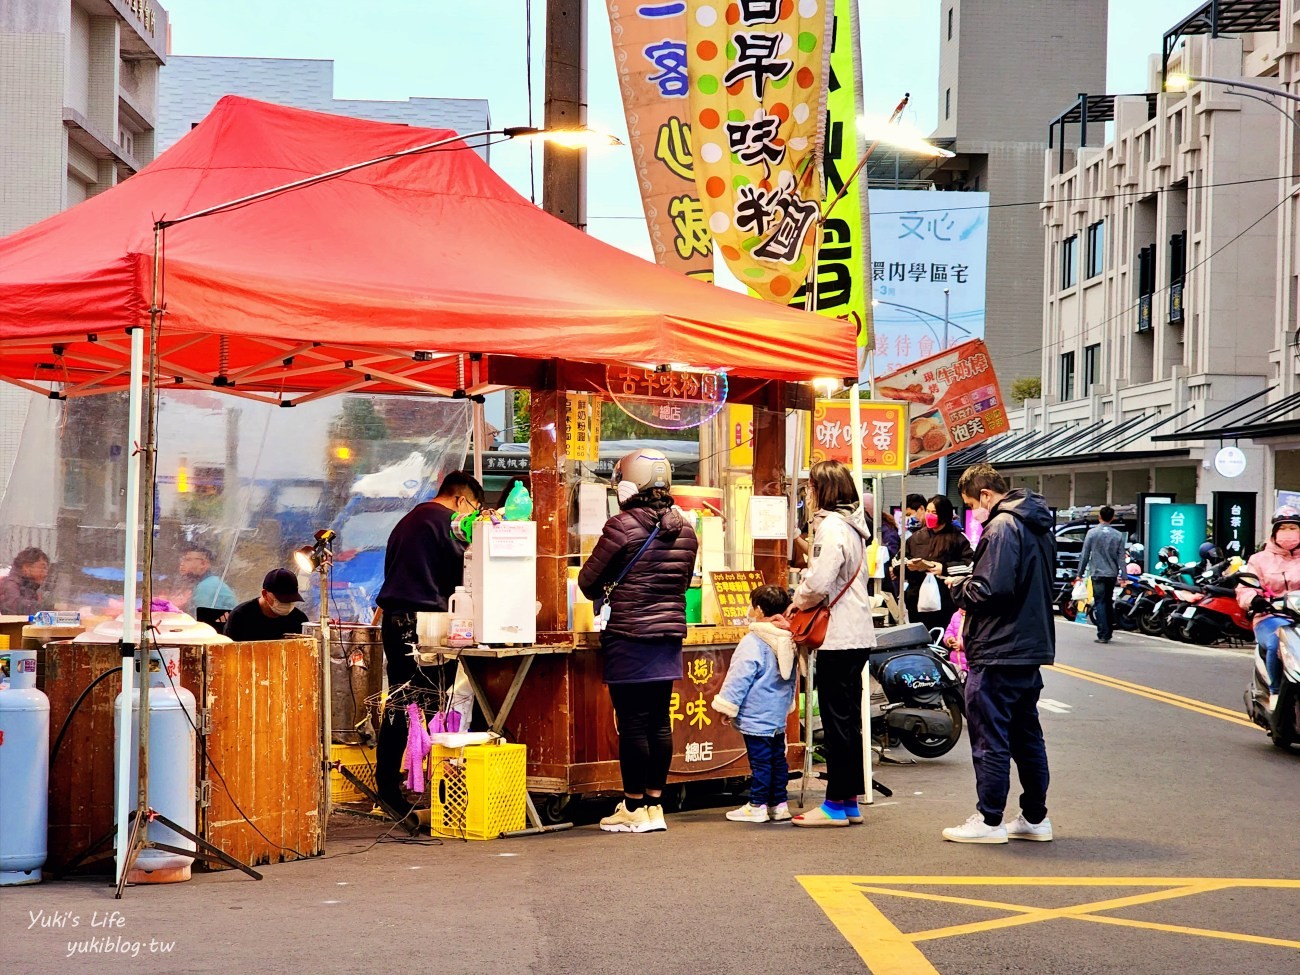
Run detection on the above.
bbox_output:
[0,96,856,401]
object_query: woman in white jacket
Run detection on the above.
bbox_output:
[788,460,876,827]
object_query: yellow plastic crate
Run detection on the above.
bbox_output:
[330,743,377,804]
[428,742,527,840]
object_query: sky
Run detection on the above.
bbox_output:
[161,0,1198,262]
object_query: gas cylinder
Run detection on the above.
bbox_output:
[0,649,49,886]
[114,646,197,884]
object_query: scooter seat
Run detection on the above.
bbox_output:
[872,623,933,651]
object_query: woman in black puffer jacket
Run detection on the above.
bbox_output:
[579,449,698,834]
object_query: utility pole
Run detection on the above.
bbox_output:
[937,287,950,496]
[542,0,586,229]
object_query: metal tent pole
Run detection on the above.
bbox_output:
[113,325,144,885]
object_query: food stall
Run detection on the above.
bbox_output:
[0,97,856,842]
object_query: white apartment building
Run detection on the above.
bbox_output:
[992,29,1285,519]
[0,0,168,535]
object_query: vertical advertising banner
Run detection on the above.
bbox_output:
[867,188,989,377]
[1212,492,1257,558]
[1145,504,1209,565]
[687,0,831,304]
[607,2,715,281]
[790,0,871,347]
[805,399,906,471]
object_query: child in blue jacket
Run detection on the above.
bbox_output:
[711,585,797,823]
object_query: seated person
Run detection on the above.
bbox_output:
[223,568,309,642]
[0,547,51,616]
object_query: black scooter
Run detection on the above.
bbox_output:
[868,622,966,758]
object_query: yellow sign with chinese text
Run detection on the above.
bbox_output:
[565,393,601,463]
[727,403,754,468]
[709,569,767,626]
[806,399,907,473]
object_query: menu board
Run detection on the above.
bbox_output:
[709,570,767,626]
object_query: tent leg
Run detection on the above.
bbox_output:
[114,324,144,886]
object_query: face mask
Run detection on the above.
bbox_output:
[269,599,297,617]
[924,512,940,530]
[1277,529,1300,551]
[616,480,639,504]
[971,507,991,525]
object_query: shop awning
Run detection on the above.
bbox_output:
[0,97,856,401]
[1150,385,1300,442]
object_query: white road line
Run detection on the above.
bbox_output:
[1038,699,1073,714]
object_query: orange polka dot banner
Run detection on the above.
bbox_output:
[686,0,831,304]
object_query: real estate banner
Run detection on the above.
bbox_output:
[790,0,872,347]
[606,1,715,281]
[875,339,1008,469]
[687,0,831,304]
[867,188,990,377]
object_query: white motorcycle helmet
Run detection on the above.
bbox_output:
[613,449,672,505]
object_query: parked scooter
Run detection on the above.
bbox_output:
[1175,569,1257,646]
[868,622,966,759]
[1244,593,1300,750]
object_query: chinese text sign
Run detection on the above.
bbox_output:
[806,399,907,473]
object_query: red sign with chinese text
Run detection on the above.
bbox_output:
[875,339,1008,469]
[605,365,728,430]
[806,400,908,473]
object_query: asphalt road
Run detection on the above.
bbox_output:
[8,620,1299,975]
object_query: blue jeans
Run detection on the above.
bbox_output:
[744,732,789,808]
[1253,616,1288,694]
[965,665,1050,826]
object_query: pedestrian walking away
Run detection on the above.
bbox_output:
[946,463,1056,845]
[711,585,798,824]
[1077,505,1126,644]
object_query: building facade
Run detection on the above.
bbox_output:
[999,30,1283,518]
[0,0,168,521]
[155,56,490,156]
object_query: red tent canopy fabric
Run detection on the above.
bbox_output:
[0,96,855,400]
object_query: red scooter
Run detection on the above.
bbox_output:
[1175,571,1259,646]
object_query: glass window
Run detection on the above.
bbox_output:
[1060,351,1076,401]
[947,7,953,39]
[945,88,952,120]
[1084,344,1100,390]
[1061,235,1078,289]
[1086,221,1105,278]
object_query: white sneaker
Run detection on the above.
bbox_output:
[1268,693,1280,712]
[599,801,655,833]
[726,802,770,823]
[770,802,792,822]
[942,813,1008,844]
[1005,813,1054,842]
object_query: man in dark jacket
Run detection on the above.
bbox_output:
[373,470,484,819]
[945,463,1056,844]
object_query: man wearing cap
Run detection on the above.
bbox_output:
[222,568,310,642]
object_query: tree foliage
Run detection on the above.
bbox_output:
[1010,377,1042,404]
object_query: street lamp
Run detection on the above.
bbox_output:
[1165,73,1300,105]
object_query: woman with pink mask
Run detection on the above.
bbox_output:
[898,494,974,635]
[1238,507,1300,711]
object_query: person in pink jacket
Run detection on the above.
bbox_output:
[1237,507,1300,709]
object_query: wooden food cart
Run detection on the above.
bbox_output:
[451,363,814,819]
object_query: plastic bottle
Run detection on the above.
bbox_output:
[502,481,534,521]
[448,586,475,647]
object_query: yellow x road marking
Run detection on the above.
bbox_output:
[799,876,1300,974]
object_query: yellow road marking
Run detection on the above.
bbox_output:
[1048,662,1259,729]
[797,876,941,975]
[1051,662,1244,717]
[906,884,1226,942]
[799,877,1300,974]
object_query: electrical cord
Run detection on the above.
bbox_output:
[48,666,122,770]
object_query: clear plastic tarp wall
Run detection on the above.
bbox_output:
[0,389,471,623]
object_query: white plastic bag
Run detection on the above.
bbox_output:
[918,572,943,613]
[448,662,475,733]
[1071,578,1090,603]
